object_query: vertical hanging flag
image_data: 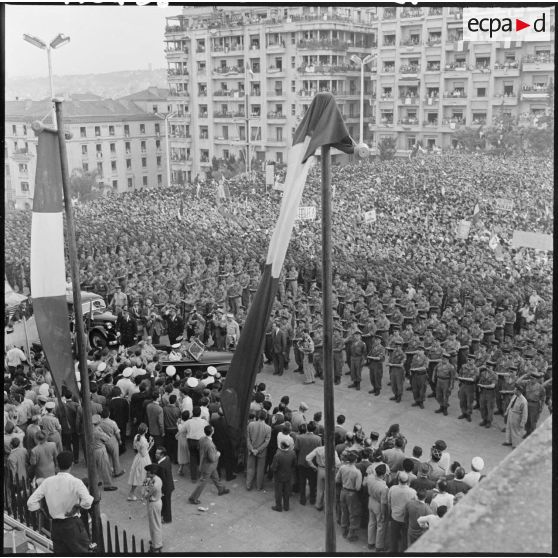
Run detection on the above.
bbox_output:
[31,128,79,397]
[221,92,353,441]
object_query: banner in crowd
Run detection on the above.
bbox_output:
[30,129,79,397]
[265,164,275,187]
[511,231,553,251]
[495,198,514,212]
[364,209,377,223]
[221,92,353,440]
[297,206,317,220]
[457,220,472,239]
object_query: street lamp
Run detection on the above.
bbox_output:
[350,53,376,145]
[23,33,70,128]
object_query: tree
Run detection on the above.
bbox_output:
[70,169,101,201]
[378,137,396,160]
[453,126,486,151]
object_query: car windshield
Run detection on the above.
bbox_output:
[68,297,106,314]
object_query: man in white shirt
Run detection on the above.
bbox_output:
[116,368,136,400]
[6,345,27,374]
[463,456,484,488]
[27,451,93,554]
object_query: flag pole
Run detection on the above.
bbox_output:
[320,144,336,553]
[54,99,103,550]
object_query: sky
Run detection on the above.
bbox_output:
[5,3,181,78]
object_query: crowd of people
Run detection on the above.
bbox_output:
[3,151,553,551]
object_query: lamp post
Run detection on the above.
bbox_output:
[350,53,376,144]
[162,112,177,188]
[23,33,70,129]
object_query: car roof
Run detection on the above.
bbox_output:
[66,290,104,304]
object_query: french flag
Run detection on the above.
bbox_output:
[31,128,79,397]
[221,93,353,439]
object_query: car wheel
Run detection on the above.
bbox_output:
[90,330,107,349]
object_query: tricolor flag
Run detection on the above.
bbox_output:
[31,129,79,397]
[221,92,353,440]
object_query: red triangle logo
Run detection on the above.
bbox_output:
[516,18,530,31]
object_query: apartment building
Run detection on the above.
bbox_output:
[5,97,168,209]
[164,6,377,184]
[164,6,554,181]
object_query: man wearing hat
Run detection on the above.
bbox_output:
[516,370,546,437]
[164,306,185,346]
[91,414,117,491]
[477,365,498,428]
[463,457,484,489]
[367,336,385,396]
[271,437,297,512]
[388,341,406,403]
[27,451,94,554]
[39,401,63,453]
[109,284,128,316]
[432,354,455,416]
[387,471,416,552]
[365,462,388,551]
[457,354,479,422]
[292,319,306,373]
[312,324,324,380]
[116,306,138,348]
[332,324,345,385]
[271,320,288,377]
[142,464,164,552]
[503,384,528,448]
[409,347,428,409]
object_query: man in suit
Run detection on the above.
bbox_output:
[116,307,138,348]
[246,410,272,491]
[271,320,288,376]
[188,425,230,504]
[146,398,165,461]
[155,446,175,523]
[165,306,185,345]
[109,386,130,454]
[271,437,297,512]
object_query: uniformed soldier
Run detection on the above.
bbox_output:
[367,336,385,396]
[432,353,455,416]
[388,341,406,403]
[298,329,315,385]
[361,316,376,355]
[312,325,324,380]
[470,322,483,355]
[456,326,472,372]
[281,316,294,370]
[503,305,516,339]
[457,354,479,422]
[293,318,306,373]
[375,313,390,347]
[409,347,429,408]
[348,331,367,391]
[442,332,460,371]
[478,366,498,428]
[516,371,546,437]
[497,369,517,421]
[332,325,345,385]
[426,339,443,398]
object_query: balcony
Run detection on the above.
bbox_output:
[400,39,422,49]
[267,90,285,99]
[441,118,466,129]
[442,92,468,104]
[449,8,463,19]
[522,55,554,72]
[428,7,443,16]
[471,63,492,73]
[400,65,420,77]
[213,66,244,77]
[266,41,286,52]
[211,44,244,56]
[425,64,441,72]
[426,38,442,47]
[493,62,521,77]
[167,69,188,81]
[423,119,440,128]
[379,95,395,103]
[198,112,208,119]
[382,40,397,49]
[214,89,243,98]
[520,85,551,101]
[165,25,187,37]
[445,39,466,51]
[398,95,420,105]
[423,96,440,106]
[398,118,420,127]
[165,47,188,57]
[267,112,287,120]
[443,63,468,78]
[266,66,285,76]
[401,7,423,18]
[381,65,396,74]
[213,111,235,120]
[377,119,394,127]
[297,39,350,51]
[169,89,189,98]
[297,63,361,75]
[382,9,396,20]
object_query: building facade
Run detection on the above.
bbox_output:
[5,97,168,209]
[164,5,554,183]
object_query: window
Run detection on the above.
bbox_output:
[251,58,260,73]
[12,125,17,135]
[128,178,133,188]
[276,127,283,141]
[95,126,101,137]
[155,123,160,135]
[222,126,229,140]
[81,145,88,155]
[97,162,103,175]
[140,124,146,134]
[111,161,117,171]
[291,103,296,116]
[142,176,148,186]
[223,149,229,159]
[239,126,246,141]
[80,127,87,138]
[109,125,115,136]
[125,141,131,154]
[426,112,438,124]
[157,175,162,186]
[142,157,147,168]
[110,143,116,153]
[83,162,89,172]
[156,139,161,150]
[141,140,147,153]
[112,180,118,189]
[275,81,283,95]
[152,105,158,114]
[126,159,132,169]
[21,182,29,192]
[18,163,28,173]
[124,125,130,137]
[291,80,296,93]
[200,149,209,162]
[503,84,514,95]
[157,156,162,167]
[407,136,416,150]
[200,126,209,139]
[275,57,283,71]
[276,152,283,163]
[476,87,486,97]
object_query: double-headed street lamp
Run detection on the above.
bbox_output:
[350,53,376,145]
[23,33,70,128]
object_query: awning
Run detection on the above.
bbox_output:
[398,78,420,86]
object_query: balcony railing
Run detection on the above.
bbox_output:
[169,89,189,97]
[214,89,241,97]
[400,39,422,47]
[198,90,207,97]
[267,112,286,119]
[165,25,187,34]
[473,63,491,72]
[382,40,396,48]
[398,96,420,104]
[380,94,394,100]
[382,10,396,19]
[426,38,442,46]
[429,7,443,16]
[400,65,420,74]
[213,66,244,75]
[444,63,467,71]
[449,8,463,19]
[442,118,466,127]
[298,63,362,74]
[494,61,520,70]
[443,91,467,98]
[266,41,286,49]
[214,111,233,118]
[521,84,552,93]
[382,66,396,73]
[399,118,420,125]
[167,69,188,77]
[423,120,439,127]
[523,54,554,64]
[199,112,208,118]
[212,44,244,53]
[426,64,441,71]
[267,66,284,73]
[298,39,350,50]
[165,47,188,54]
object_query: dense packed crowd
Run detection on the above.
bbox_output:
[4,151,553,551]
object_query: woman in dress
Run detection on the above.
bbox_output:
[175,411,190,477]
[127,423,153,501]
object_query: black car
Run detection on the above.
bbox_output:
[156,339,233,376]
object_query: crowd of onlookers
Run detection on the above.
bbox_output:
[4,151,553,550]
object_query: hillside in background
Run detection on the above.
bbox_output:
[6,68,168,100]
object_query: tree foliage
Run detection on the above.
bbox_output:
[70,169,102,201]
[378,137,396,160]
